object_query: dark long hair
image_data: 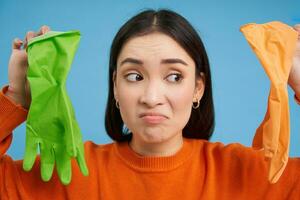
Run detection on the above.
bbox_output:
[105,9,215,142]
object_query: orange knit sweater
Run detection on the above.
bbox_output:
[0,84,300,200]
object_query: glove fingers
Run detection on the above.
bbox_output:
[62,94,77,158]
[55,146,72,185]
[76,144,89,176]
[39,142,55,182]
[23,129,38,171]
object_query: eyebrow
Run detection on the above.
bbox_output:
[120,57,188,67]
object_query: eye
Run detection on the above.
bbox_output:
[125,73,143,82]
[166,73,183,83]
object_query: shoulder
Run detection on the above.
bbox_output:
[194,139,300,166]
[191,139,271,182]
[83,140,118,163]
[191,139,266,166]
[192,139,263,156]
[84,140,115,155]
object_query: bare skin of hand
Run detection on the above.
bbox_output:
[5,25,51,109]
[288,24,300,100]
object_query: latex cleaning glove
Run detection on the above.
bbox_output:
[240,21,298,183]
[24,30,89,185]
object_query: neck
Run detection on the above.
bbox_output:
[128,134,184,157]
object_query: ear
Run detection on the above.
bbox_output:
[193,72,205,102]
[113,70,118,100]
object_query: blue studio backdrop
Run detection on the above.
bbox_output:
[0,0,299,159]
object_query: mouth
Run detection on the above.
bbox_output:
[139,112,168,124]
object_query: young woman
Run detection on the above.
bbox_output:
[1,9,300,199]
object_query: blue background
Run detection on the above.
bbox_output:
[0,0,299,159]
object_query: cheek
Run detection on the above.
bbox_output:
[167,86,194,120]
[169,86,194,105]
[116,84,140,125]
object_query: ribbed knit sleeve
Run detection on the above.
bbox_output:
[0,84,28,198]
[0,85,28,145]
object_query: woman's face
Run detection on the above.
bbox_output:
[114,32,205,148]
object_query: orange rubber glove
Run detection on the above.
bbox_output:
[240,21,298,183]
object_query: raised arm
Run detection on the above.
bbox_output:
[1,25,50,158]
[0,26,90,198]
[241,21,299,184]
[0,85,28,156]
[288,24,300,103]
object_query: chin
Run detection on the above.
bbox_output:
[141,131,173,144]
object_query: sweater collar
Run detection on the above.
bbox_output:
[114,137,195,172]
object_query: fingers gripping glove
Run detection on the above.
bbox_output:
[240,22,298,183]
[24,31,89,185]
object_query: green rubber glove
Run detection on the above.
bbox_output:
[24,30,89,185]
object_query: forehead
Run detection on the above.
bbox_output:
[117,32,194,64]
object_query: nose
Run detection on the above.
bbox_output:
[139,80,164,108]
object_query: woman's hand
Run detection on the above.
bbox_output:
[5,25,51,109]
[288,24,300,100]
